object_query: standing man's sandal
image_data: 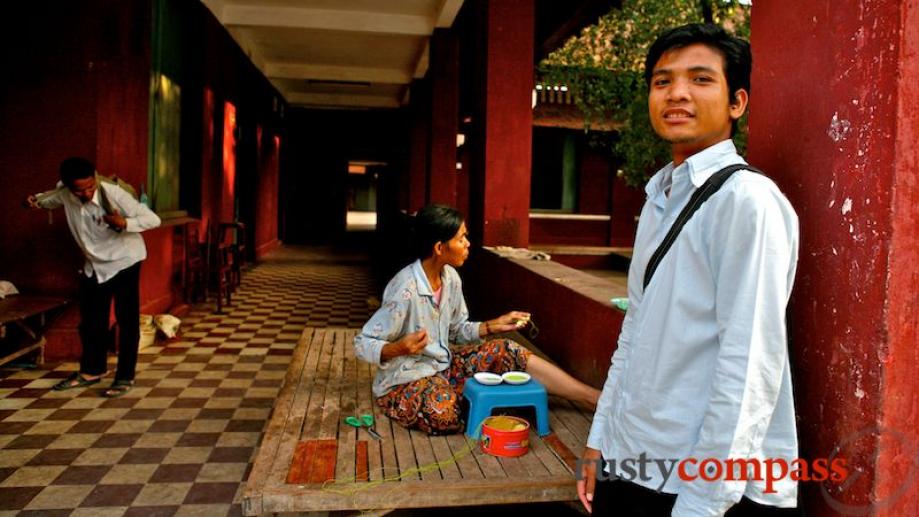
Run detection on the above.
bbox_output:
[102,380,133,398]
[52,372,101,391]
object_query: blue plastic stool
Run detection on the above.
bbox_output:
[463,378,551,439]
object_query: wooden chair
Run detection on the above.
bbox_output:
[206,223,233,313]
[183,222,207,304]
[220,221,247,287]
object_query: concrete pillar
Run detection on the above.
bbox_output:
[467,0,534,247]
[749,2,919,515]
[427,28,459,207]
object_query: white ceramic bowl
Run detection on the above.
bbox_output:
[501,371,531,385]
[473,372,503,385]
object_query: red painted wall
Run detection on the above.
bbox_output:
[529,218,609,246]
[578,147,612,215]
[750,1,918,514]
[879,0,919,513]
[428,28,459,207]
[254,130,281,257]
[466,250,623,388]
[469,0,534,247]
[0,2,155,358]
[2,0,284,359]
[609,175,643,247]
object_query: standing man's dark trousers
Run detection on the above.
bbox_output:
[591,478,802,516]
[78,262,141,383]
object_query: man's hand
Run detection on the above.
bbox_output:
[24,195,40,209]
[487,311,531,334]
[102,212,127,231]
[577,446,602,513]
[396,329,428,355]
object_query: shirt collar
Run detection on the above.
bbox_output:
[646,139,741,200]
[68,187,102,207]
[685,139,741,187]
[411,259,434,297]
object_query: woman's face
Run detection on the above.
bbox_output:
[439,222,470,267]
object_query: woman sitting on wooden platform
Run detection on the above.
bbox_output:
[354,204,600,435]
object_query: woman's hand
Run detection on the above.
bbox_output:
[380,329,428,362]
[481,311,531,336]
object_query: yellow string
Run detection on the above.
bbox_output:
[319,422,488,496]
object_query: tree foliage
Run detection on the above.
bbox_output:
[539,0,751,187]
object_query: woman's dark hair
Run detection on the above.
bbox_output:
[59,157,95,187]
[644,23,751,135]
[413,204,464,259]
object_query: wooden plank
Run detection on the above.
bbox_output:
[318,328,345,439]
[335,329,359,482]
[244,326,314,514]
[428,435,462,481]
[550,397,592,440]
[547,412,584,473]
[286,440,317,484]
[370,368,400,482]
[529,432,571,476]
[356,346,384,482]
[542,433,579,472]
[513,431,553,478]
[470,441,507,479]
[307,439,339,484]
[268,327,326,487]
[391,413,421,481]
[495,453,530,479]
[259,477,577,513]
[410,431,441,481]
[356,440,370,482]
[300,328,335,440]
[445,433,484,480]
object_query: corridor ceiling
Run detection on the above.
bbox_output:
[201,0,464,109]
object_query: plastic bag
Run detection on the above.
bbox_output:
[154,314,181,339]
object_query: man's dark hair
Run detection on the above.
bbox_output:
[644,23,751,133]
[59,157,95,187]
[412,204,464,259]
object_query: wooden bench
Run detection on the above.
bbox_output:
[243,327,593,515]
[0,295,68,367]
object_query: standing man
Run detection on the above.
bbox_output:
[26,157,161,398]
[579,24,800,516]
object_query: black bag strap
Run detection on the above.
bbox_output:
[642,163,763,291]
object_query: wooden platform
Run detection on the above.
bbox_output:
[243,327,592,515]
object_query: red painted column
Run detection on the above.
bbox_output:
[468,0,534,247]
[749,2,919,515]
[407,78,431,213]
[427,28,459,207]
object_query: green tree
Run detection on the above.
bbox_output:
[540,0,751,187]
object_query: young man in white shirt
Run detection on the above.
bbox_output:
[578,24,801,516]
[26,157,161,398]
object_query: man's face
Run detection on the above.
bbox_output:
[648,43,747,163]
[67,176,96,204]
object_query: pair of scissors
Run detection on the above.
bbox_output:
[344,414,382,440]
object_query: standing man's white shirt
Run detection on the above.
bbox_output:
[587,140,800,515]
[37,181,161,282]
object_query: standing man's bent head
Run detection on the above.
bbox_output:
[59,157,97,204]
[644,23,751,164]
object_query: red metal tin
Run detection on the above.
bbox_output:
[479,416,530,457]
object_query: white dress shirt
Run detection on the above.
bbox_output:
[37,181,161,283]
[587,140,800,515]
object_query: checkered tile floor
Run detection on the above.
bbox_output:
[0,245,375,516]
